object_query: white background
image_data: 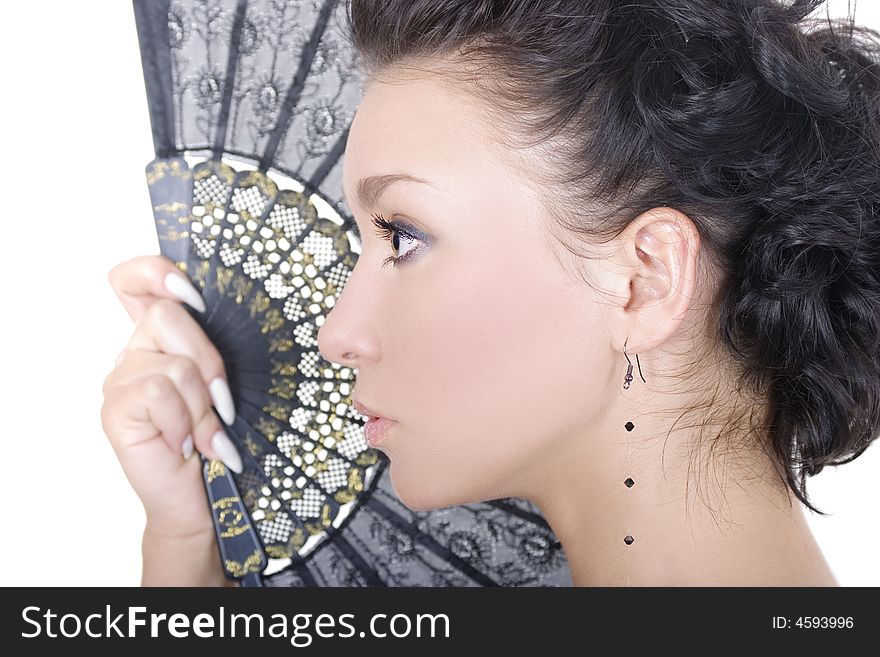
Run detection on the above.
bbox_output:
[0,0,878,586]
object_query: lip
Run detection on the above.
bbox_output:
[352,398,396,422]
[363,416,397,448]
[352,399,398,448]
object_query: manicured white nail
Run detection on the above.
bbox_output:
[181,434,194,460]
[209,377,236,425]
[164,271,206,313]
[211,430,243,474]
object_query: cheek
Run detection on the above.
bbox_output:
[383,247,597,505]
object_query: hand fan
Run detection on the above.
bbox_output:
[133,0,573,587]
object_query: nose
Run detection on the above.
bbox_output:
[316,262,381,367]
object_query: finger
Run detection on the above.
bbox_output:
[104,347,242,474]
[101,374,242,473]
[101,373,192,458]
[106,349,216,443]
[125,298,236,426]
[108,255,206,322]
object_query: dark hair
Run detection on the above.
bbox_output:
[342,0,880,515]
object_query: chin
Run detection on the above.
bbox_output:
[387,461,487,512]
[388,471,446,511]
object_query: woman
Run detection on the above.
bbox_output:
[101,0,880,586]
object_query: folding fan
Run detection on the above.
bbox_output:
[132,0,573,587]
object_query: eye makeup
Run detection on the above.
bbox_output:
[370,212,431,269]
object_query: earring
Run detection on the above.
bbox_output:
[622,336,644,553]
[622,337,646,389]
[623,412,635,547]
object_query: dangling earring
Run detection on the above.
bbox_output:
[622,337,646,389]
[623,414,636,549]
[622,336,646,558]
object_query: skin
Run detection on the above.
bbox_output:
[316,66,838,586]
[104,256,245,586]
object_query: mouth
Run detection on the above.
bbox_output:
[352,398,396,422]
[352,399,398,448]
[363,416,397,448]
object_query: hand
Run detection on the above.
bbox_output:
[101,255,242,540]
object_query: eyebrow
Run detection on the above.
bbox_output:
[352,173,436,209]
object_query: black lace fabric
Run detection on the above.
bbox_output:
[157,0,361,230]
[261,460,572,587]
[135,0,573,587]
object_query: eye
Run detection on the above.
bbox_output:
[370,212,423,269]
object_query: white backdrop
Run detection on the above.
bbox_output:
[1,0,878,586]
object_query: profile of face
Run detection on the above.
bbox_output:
[317,69,626,512]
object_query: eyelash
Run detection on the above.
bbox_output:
[369,212,421,269]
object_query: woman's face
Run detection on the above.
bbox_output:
[317,70,615,510]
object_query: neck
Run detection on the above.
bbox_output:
[518,373,837,586]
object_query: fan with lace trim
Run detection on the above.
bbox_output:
[133,0,573,587]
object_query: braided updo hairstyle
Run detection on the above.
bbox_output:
[342,0,880,515]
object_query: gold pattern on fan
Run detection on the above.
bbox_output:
[268,377,297,400]
[259,308,285,334]
[206,460,227,483]
[247,289,271,318]
[210,265,274,321]
[157,222,187,243]
[224,549,264,577]
[228,272,254,305]
[263,400,293,421]
[243,434,261,458]
[302,508,334,535]
[268,336,295,353]
[146,159,192,185]
[153,201,189,214]
[348,469,365,493]
[195,161,235,186]
[189,259,210,290]
[270,359,297,377]
[334,469,366,504]
[214,266,234,295]
[212,496,250,538]
[255,416,281,442]
[356,451,380,467]
[266,528,306,557]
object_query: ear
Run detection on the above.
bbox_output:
[608,207,700,354]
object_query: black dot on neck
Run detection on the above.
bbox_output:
[624,421,634,431]
[624,477,634,488]
[624,535,634,545]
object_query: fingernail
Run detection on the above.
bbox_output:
[182,434,194,460]
[164,271,206,313]
[115,350,127,368]
[209,377,236,425]
[211,430,243,474]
